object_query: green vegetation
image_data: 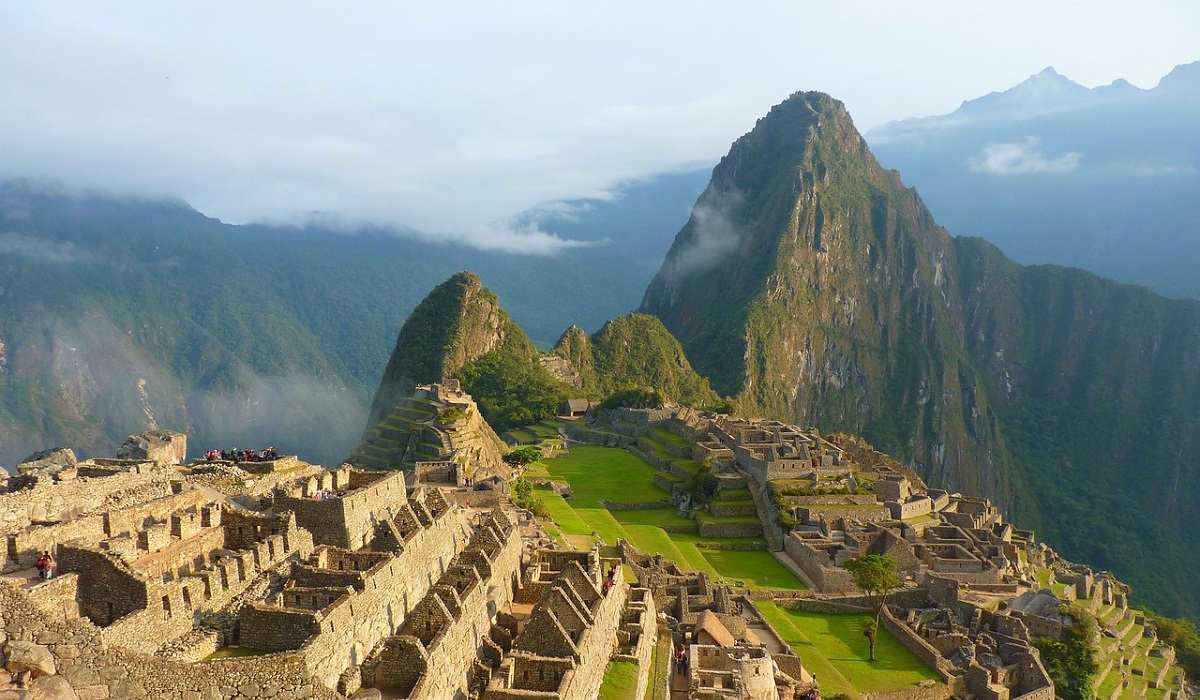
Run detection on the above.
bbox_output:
[531,446,803,591]
[599,660,640,700]
[1143,611,1200,679]
[458,332,568,433]
[511,479,548,518]
[1033,608,1098,700]
[602,386,666,410]
[503,444,542,467]
[757,601,941,698]
[844,554,902,661]
[554,313,721,409]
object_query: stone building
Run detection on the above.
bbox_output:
[481,549,638,700]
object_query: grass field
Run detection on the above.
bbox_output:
[532,446,805,591]
[757,601,942,698]
[599,660,640,700]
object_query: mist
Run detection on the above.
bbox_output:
[1,2,1196,253]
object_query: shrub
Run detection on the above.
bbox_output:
[439,407,467,423]
[504,445,543,467]
[1034,609,1098,700]
[602,386,666,409]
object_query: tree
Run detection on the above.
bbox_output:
[503,445,543,467]
[1034,607,1098,700]
[845,554,902,661]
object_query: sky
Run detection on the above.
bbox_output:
[2,2,1198,253]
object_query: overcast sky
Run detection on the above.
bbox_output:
[2,2,1197,252]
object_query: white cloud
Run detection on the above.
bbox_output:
[969,138,1083,175]
[661,188,744,282]
[0,3,1196,251]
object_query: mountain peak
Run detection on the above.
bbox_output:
[1156,59,1200,93]
[363,270,526,429]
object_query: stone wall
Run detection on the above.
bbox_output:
[0,582,341,699]
[240,494,472,689]
[368,509,521,699]
[272,469,408,550]
[56,507,314,653]
[782,536,856,593]
[612,587,657,700]
[1,463,181,568]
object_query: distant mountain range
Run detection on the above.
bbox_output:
[0,171,707,467]
[869,60,1200,299]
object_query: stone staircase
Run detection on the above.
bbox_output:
[347,397,441,469]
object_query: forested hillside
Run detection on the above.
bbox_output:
[0,172,705,466]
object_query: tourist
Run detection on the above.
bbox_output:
[36,550,54,580]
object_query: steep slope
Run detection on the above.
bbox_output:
[548,314,720,406]
[363,271,533,429]
[642,91,1200,618]
[642,92,1013,503]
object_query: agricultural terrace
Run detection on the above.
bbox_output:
[527,443,805,591]
[757,602,943,699]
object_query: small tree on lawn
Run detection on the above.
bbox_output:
[503,445,542,467]
[845,553,902,662]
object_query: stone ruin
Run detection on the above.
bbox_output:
[0,426,666,699]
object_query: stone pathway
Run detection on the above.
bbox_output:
[0,567,41,590]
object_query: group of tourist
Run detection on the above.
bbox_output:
[309,489,344,501]
[203,446,280,463]
[34,550,55,580]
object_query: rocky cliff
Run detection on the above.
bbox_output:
[642,91,1200,618]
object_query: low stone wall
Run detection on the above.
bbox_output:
[604,500,673,511]
[863,681,956,700]
[708,501,758,518]
[564,423,630,447]
[879,605,956,681]
[786,598,871,614]
[25,572,82,623]
[697,520,763,538]
[0,582,340,699]
[692,540,767,552]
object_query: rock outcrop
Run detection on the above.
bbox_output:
[16,448,78,475]
[116,430,187,466]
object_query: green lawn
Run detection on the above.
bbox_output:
[599,660,640,700]
[535,446,806,591]
[544,446,671,507]
[700,550,805,590]
[757,602,942,698]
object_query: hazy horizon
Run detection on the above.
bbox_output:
[2,2,1198,253]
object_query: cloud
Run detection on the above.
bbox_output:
[0,4,1196,252]
[660,187,744,282]
[969,138,1083,175]
[0,232,99,264]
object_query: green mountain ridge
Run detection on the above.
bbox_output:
[359,275,720,443]
[642,91,1200,618]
